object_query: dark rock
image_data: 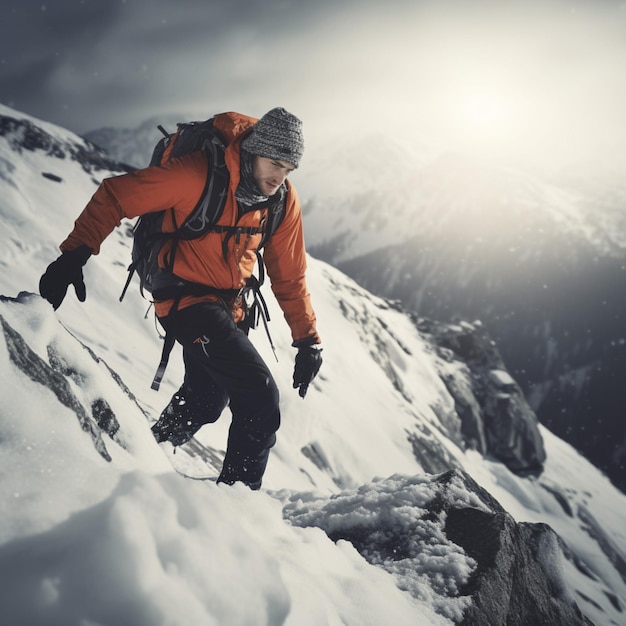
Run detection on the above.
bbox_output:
[540,483,574,518]
[434,470,593,625]
[425,320,547,476]
[0,113,131,175]
[407,423,462,474]
[0,313,111,462]
[577,505,626,586]
[91,398,120,439]
[285,469,593,625]
[446,508,592,625]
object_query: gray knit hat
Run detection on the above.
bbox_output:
[241,107,304,168]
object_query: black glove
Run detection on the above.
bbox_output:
[292,345,322,398]
[39,245,92,310]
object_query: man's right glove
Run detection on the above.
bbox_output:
[39,244,92,310]
[292,345,323,399]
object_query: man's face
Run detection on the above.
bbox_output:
[252,156,295,196]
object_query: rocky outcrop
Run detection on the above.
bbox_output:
[284,469,592,625]
[0,293,133,461]
[442,471,593,626]
[0,112,131,175]
[420,317,547,476]
[445,511,593,624]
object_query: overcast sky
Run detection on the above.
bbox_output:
[1,0,626,174]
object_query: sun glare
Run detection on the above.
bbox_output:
[438,87,528,161]
[462,93,506,129]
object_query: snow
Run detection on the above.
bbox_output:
[1,103,626,625]
[0,295,454,626]
[0,472,438,626]
[487,368,516,389]
[282,473,486,622]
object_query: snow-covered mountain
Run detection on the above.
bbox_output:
[300,136,626,497]
[84,113,201,172]
[84,116,626,496]
[1,103,625,625]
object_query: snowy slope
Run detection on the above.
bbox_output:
[1,293,453,626]
[1,104,625,625]
[298,130,626,498]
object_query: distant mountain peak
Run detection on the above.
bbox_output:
[0,103,130,175]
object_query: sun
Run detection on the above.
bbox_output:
[461,93,507,130]
[438,88,528,160]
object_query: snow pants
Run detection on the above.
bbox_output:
[159,301,281,489]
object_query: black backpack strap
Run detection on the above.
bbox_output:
[150,294,182,391]
[239,252,278,361]
[149,284,241,390]
[151,325,177,391]
[179,134,229,236]
[119,266,135,302]
[211,224,266,261]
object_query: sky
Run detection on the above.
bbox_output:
[2,0,626,174]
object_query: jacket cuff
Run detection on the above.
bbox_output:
[63,244,93,265]
[292,336,321,348]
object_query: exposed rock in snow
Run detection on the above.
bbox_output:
[283,469,591,626]
[419,317,546,476]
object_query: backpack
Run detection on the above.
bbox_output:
[119,117,287,389]
[120,118,286,301]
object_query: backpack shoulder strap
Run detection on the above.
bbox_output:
[179,134,229,237]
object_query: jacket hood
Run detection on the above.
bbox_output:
[212,112,258,144]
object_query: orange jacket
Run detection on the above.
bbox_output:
[60,112,320,344]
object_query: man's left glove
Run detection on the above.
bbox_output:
[292,345,322,399]
[39,244,92,310]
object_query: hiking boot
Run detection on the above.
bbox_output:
[151,418,200,447]
[151,391,204,446]
[216,464,262,491]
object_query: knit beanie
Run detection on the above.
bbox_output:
[241,107,304,168]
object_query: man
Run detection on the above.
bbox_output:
[39,107,322,490]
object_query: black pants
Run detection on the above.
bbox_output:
[160,302,280,489]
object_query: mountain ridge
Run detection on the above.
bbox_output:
[1,104,625,624]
